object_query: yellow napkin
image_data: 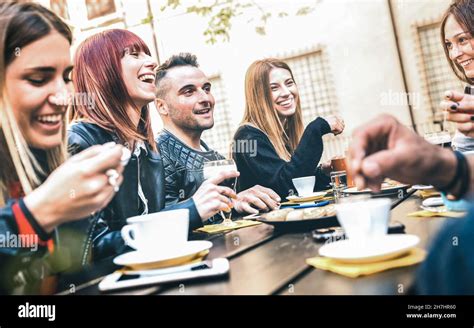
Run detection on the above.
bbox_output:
[306,248,426,278]
[195,219,262,234]
[281,196,334,206]
[321,196,335,201]
[417,190,440,199]
[407,210,465,218]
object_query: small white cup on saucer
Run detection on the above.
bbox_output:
[335,198,391,245]
[121,209,189,254]
[292,176,316,197]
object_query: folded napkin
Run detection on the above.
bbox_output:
[321,196,335,201]
[417,190,440,199]
[306,248,426,278]
[281,196,334,206]
[407,210,466,218]
[195,219,262,234]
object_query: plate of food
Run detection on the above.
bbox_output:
[342,179,410,196]
[255,205,339,231]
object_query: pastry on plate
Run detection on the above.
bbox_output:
[261,208,294,221]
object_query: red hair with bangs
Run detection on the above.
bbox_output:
[71,29,156,150]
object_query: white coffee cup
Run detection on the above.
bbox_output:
[292,176,316,196]
[121,209,189,253]
[335,198,391,244]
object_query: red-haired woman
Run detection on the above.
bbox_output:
[69,29,238,261]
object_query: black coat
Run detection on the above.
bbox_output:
[232,117,332,199]
[68,122,202,261]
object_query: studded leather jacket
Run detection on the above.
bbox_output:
[156,129,225,207]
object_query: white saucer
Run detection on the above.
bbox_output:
[286,191,326,202]
[412,184,434,190]
[422,197,444,207]
[114,240,213,268]
[318,234,420,264]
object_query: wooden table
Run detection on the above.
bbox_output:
[63,191,454,295]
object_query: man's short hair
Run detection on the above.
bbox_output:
[155,53,199,99]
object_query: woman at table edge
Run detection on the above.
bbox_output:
[0,2,125,294]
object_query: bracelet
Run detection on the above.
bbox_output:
[456,151,470,199]
[438,151,469,199]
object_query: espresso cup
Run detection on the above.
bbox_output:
[121,209,189,253]
[292,176,316,196]
[335,198,391,244]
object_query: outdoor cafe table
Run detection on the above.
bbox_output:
[59,190,453,295]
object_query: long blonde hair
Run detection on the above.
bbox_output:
[0,2,71,205]
[240,58,304,161]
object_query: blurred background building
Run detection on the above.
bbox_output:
[39,0,458,161]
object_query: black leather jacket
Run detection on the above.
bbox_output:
[156,129,224,207]
[68,122,202,262]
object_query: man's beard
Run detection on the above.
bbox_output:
[169,106,214,132]
[184,118,214,132]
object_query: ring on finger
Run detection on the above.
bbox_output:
[106,169,120,192]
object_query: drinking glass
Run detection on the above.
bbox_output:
[203,159,238,227]
[330,170,348,203]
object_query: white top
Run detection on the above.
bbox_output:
[452,130,474,153]
[134,141,149,215]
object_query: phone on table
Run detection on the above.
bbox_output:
[312,221,406,243]
[98,258,229,292]
[466,86,474,96]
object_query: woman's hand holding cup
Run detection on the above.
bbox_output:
[24,142,125,232]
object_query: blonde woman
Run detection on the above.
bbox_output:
[441,0,474,151]
[233,58,344,198]
[0,2,124,294]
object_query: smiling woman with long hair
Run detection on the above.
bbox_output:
[233,58,345,198]
[0,2,124,294]
[69,29,167,261]
[441,0,474,150]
